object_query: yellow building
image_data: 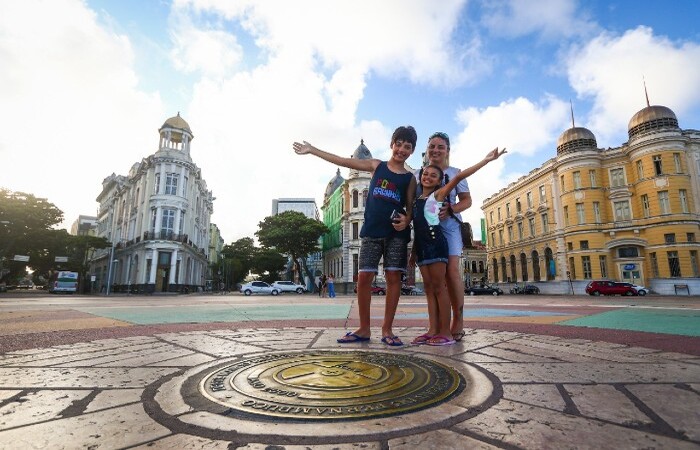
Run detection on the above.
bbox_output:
[482,104,700,295]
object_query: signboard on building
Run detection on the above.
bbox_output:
[55,256,69,263]
[13,255,29,262]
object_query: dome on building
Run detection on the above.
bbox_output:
[556,127,597,155]
[161,113,192,133]
[324,168,345,199]
[352,139,373,159]
[627,105,678,139]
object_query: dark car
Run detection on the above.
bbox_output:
[510,284,540,294]
[401,285,424,296]
[585,280,637,296]
[522,284,540,294]
[465,285,503,296]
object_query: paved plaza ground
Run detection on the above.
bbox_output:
[0,291,698,449]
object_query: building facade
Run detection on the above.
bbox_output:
[89,114,215,293]
[70,215,97,236]
[482,104,700,295]
[321,169,346,289]
[272,198,320,219]
[271,198,321,290]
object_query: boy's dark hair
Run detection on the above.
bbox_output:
[391,126,417,149]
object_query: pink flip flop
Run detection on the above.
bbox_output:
[412,333,434,344]
[427,336,456,346]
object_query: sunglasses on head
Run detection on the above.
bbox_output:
[429,132,450,143]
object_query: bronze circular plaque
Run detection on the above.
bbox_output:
[199,350,463,421]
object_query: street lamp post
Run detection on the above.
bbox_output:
[105,243,116,295]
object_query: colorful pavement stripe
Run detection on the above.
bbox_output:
[77,304,351,325]
[0,310,131,335]
[559,307,700,337]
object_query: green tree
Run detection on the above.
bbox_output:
[64,234,111,292]
[0,189,65,283]
[218,237,257,288]
[251,248,287,283]
[255,211,328,284]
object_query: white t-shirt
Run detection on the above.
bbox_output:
[414,166,470,225]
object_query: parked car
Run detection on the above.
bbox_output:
[353,284,386,295]
[401,285,424,296]
[618,283,649,296]
[585,280,638,296]
[239,281,280,296]
[510,284,540,295]
[272,281,307,294]
[465,285,504,296]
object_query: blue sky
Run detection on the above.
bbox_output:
[1,0,699,243]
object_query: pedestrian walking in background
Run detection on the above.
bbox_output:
[327,274,336,298]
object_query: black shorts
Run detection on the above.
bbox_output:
[358,236,408,273]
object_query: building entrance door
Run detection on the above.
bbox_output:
[156,251,172,292]
[620,262,642,285]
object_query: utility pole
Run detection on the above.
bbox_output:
[105,243,115,295]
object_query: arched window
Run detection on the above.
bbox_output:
[471,261,477,273]
[500,256,507,283]
[362,189,368,207]
[520,253,528,282]
[532,251,541,281]
[492,258,499,283]
[478,261,484,273]
[509,255,517,282]
[352,190,358,208]
[545,247,555,280]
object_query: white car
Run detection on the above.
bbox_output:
[239,281,279,296]
[272,281,307,294]
[620,283,650,296]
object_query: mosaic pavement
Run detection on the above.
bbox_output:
[0,326,698,449]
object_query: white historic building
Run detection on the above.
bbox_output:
[89,114,214,293]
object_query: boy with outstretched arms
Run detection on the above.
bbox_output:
[293,126,417,346]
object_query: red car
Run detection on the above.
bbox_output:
[585,280,638,296]
[353,284,386,295]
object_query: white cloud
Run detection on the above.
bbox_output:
[566,26,700,146]
[167,0,499,242]
[448,96,570,237]
[481,0,598,40]
[172,0,485,88]
[169,19,243,78]
[0,0,163,228]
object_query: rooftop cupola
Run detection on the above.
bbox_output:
[158,112,193,155]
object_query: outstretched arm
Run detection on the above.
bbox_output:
[435,147,506,202]
[293,141,379,172]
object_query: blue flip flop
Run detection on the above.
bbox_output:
[381,336,404,347]
[337,332,370,343]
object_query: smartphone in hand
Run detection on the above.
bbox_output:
[390,209,402,222]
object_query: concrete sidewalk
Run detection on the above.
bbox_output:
[0,324,698,449]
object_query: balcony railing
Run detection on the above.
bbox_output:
[143,231,189,242]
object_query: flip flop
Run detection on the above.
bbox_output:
[381,336,404,347]
[452,331,466,342]
[427,336,456,346]
[337,332,370,343]
[411,333,434,345]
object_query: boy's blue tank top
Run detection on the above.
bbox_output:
[360,162,413,241]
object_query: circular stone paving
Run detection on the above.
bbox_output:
[199,350,463,421]
[146,349,497,443]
